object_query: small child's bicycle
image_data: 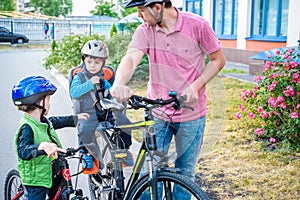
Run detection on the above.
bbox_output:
[88,91,210,199]
[4,145,91,200]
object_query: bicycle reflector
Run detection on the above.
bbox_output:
[62,169,71,181]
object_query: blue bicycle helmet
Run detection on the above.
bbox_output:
[12,75,57,106]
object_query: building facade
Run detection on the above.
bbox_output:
[185,0,299,68]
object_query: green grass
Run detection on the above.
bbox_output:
[220,68,248,74]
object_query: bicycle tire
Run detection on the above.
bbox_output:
[126,171,210,200]
[88,130,114,200]
[4,169,24,200]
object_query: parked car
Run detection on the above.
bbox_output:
[0,26,29,44]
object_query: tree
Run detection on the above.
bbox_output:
[0,0,15,11]
[91,0,119,19]
[29,0,72,17]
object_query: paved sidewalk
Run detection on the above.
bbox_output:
[221,61,256,83]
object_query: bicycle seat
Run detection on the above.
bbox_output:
[100,98,125,111]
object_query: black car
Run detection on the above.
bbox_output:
[0,26,29,44]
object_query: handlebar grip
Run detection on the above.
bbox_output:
[180,95,187,101]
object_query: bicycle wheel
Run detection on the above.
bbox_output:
[4,169,25,200]
[126,171,210,200]
[89,130,115,200]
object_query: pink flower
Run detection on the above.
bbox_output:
[257,106,263,114]
[268,97,278,108]
[256,128,264,136]
[260,111,269,119]
[269,137,276,143]
[283,90,289,96]
[287,86,295,96]
[254,75,263,82]
[236,112,242,119]
[280,102,286,109]
[290,61,298,68]
[275,50,281,56]
[284,54,290,60]
[268,84,275,91]
[270,73,279,79]
[293,73,299,80]
[290,111,298,119]
[296,104,300,109]
[241,90,249,101]
[277,96,284,102]
[239,104,245,112]
[264,62,271,71]
[248,112,255,119]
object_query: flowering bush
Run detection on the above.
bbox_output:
[237,47,300,151]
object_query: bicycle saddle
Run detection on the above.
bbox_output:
[100,98,125,111]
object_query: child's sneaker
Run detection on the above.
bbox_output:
[122,150,134,167]
[82,154,93,169]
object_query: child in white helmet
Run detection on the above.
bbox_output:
[70,40,134,173]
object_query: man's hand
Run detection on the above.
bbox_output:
[181,85,198,104]
[110,85,134,102]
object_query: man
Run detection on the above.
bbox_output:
[110,0,226,181]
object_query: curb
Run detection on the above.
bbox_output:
[49,67,69,92]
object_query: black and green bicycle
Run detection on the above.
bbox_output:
[88,91,210,200]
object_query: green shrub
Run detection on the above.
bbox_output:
[236,48,300,151]
[45,32,149,82]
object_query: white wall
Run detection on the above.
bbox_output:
[286,0,300,47]
[236,0,251,50]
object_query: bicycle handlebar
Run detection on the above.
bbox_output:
[58,145,86,157]
[128,91,190,111]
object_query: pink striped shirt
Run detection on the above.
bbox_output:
[128,8,220,122]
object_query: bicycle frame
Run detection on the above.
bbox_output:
[99,108,166,200]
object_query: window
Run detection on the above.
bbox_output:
[212,0,238,39]
[250,0,289,41]
[186,0,203,16]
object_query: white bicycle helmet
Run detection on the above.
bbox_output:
[81,40,109,59]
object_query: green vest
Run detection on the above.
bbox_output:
[14,114,62,188]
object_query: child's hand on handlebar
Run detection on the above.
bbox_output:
[38,142,67,159]
[110,85,134,102]
[90,76,101,85]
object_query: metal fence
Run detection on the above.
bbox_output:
[0,17,118,43]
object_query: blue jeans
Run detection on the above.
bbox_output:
[154,116,206,180]
[23,185,48,200]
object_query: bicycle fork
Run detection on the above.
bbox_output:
[146,124,159,200]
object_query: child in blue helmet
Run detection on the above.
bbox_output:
[12,75,89,200]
